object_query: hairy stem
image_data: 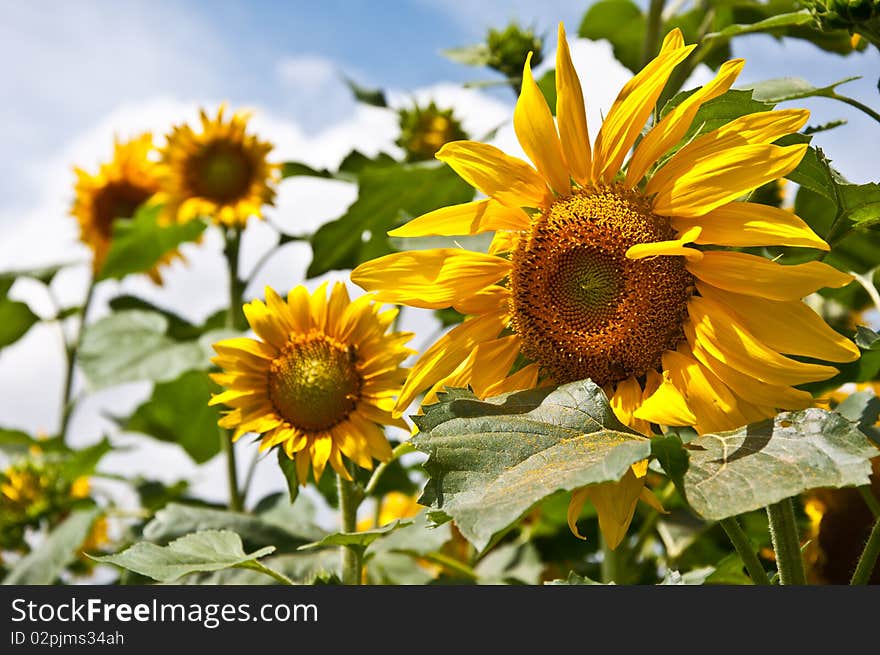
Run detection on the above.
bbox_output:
[850,516,880,585]
[337,472,364,585]
[767,498,807,585]
[719,517,771,585]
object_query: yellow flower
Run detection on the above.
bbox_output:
[351,24,859,549]
[71,133,166,282]
[158,105,278,228]
[210,283,415,484]
[357,492,423,531]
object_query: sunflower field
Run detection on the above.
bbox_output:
[2,0,880,589]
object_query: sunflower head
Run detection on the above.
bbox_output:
[210,283,415,484]
[71,133,163,278]
[396,102,468,162]
[159,105,278,228]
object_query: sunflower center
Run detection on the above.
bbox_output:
[267,334,362,432]
[510,186,694,387]
[191,142,253,203]
[92,182,155,238]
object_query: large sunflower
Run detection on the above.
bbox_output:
[209,283,414,483]
[159,105,278,228]
[71,133,165,282]
[351,24,859,547]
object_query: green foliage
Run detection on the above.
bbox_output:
[123,370,222,464]
[0,278,39,352]
[345,77,387,107]
[411,382,651,551]
[579,0,646,73]
[299,520,412,551]
[97,204,206,281]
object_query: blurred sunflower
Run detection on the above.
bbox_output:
[210,283,414,484]
[351,24,859,548]
[71,134,166,282]
[159,105,278,227]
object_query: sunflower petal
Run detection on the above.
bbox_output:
[626,225,703,261]
[388,199,529,237]
[583,468,646,550]
[555,22,590,184]
[567,488,591,540]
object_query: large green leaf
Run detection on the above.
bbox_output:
[578,0,646,73]
[3,508,101,584]
[307,161,474,277]
[92,530,275,583]
[109,295,225,341]
[78,310,224,389]
[97,204,206,281]
[411,382,651,551]
[123,370,222,464]
[0,282,39,351]
[705,9,814,39]
[676,409,878,520]
[744,76,860,103]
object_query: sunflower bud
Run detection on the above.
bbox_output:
[486,22,544,83]
[396,102,468,162]
[803,0,880,47]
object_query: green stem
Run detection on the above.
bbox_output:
[830,92,880,125]
[242,560,297,586]
[600,534,622,584]
[363,442,416,497]
[767,498,807,585]
[859,485,880,519]
[851,270,880,315]
[643,0,666,66]
[719,517,772,585]
[221,227,245,512]
[850,516,880,585]
[337,471,364,585]
[59,278,97,443]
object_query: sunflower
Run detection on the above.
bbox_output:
[351,24,860,548]
[158,105,278,228]
[71,133,165,282]
[209,283,414,483]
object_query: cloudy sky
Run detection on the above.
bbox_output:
[1,0,877,511]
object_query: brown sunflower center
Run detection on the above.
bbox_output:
[267,333,362,432]
[189,141,253,203]
[509,186,694,386]
[92,181,156,238]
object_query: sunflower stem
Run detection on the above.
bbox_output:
[850,515,880,585]
[59,277,96,444]
[767,498,807,585]
[643,0,666,66]
[600,534,623,584]
[221,227,245,512]
[859,485,880,519]
[719,517,772,585]
[337,471,363,585]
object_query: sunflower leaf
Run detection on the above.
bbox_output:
[96,204,206,282]
[410,381,651,551]
[298,520,412,551]
[682,409,878,521]
[705,10,814,40]
[578,0,646,74]
[91,530,276,583]
[0,295,39,352]
[744,76,861,103]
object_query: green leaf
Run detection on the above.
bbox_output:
[307,161,474,277]
[277,448,300,504]
[835,390,880,446]
[536,69,556,115]
[59,438,113,481]
[123,370,222,464]
[411,381,651,551]
[650,434,689,494]
[3,508,101,584]
[779,139,845,203]
[109,295,210,341]
[0,293,39,351]
[545,571,606,585]
[744,76,860,103]
[280,161,335,179]
[441,43,492,67]
[578,0,646,73]
[298,520,412,551]
[367,511,451,556]
[474,541,544,584]
[78,310,217,390]
[97,204,206,281]
[841,183,880,228]
[143,498,324,553]
[855,326,880,350]
[683,409,878,520]
[92,530,275,583]
[706,10,813,40]
[345,77,387,107]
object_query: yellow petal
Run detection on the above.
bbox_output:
[394,310,508,416]
[422,335,521,405]
[482,362,541,398]
[592,42,695,183]
[212,337,277,361]
[452,285,510,315]
[609,377,651,436]
[672,201,829,250]
[687,295,839,385]
[388,199,529,237]
[310,433,333,482]
[626,58,744,186]
[584,468,646,550]
[555,22,590,184]
[350,248,511,309]
[242,300,290,350]
[633,370,698,426]
[660,28,685,51]
[625,225,703,262]
[515,52,570,194]
[687,251,852,300]
[697,282,859,362]
[436,141,552,209]
[567,488,591,541]
[649,143,809,218]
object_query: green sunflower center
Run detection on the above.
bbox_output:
[509,186,695,386]
[191,142,253,203]
[267,334,362,432]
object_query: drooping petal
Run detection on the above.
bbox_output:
[515,52,570,194]
[422,335,521,405]
[672,201,829,250]
[583,467,647,550]
[350,248,511,309]
[634,371,698,426]
[626,58,744,186]
[388,199,529,237]
[687,251,852,300]
[436,141,552,209]
[555,22,590,184]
